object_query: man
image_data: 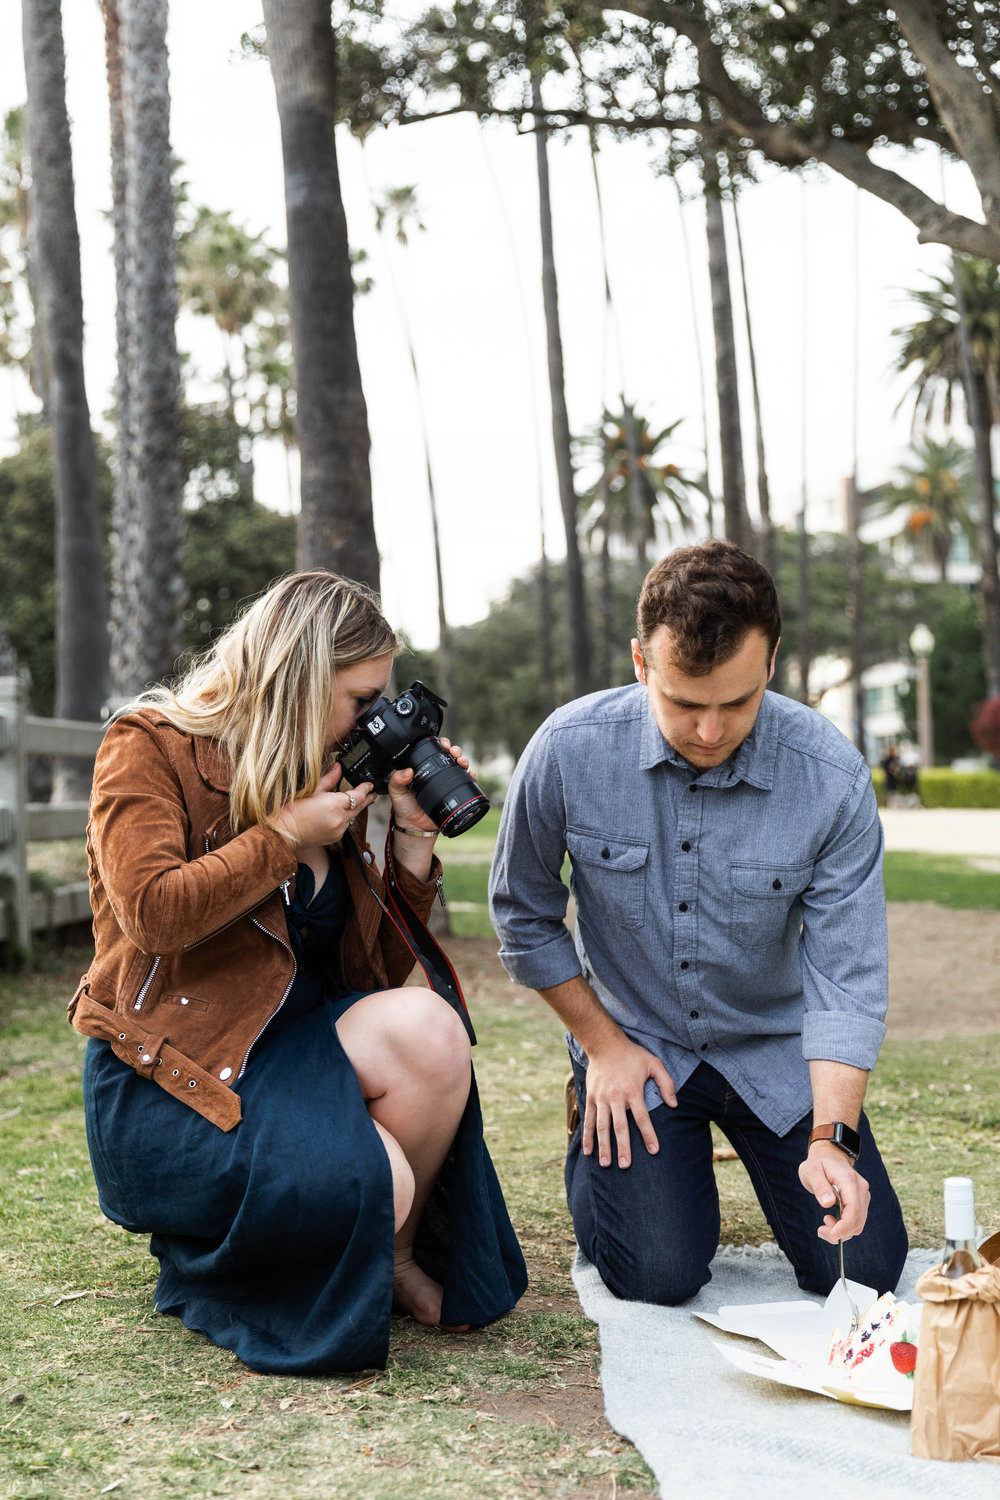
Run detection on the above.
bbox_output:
[489,541,907,1304]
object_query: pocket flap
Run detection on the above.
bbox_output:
[731,862,813,897]
[567,830,649,872]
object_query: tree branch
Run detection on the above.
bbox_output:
[891,0,1000,223]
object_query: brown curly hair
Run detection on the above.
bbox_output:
[636,541,781,676]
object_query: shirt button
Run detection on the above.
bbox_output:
[690,1009,699,1018]
[700,1043,709,1052]
[180,997,189,1005]
[601,847,611,860]
[363,850,374,865]
[688,785,698,793]
[680,961,690,970]
[681,841,691,852]
[772,878,783,890]
[678,902,688,912]
[219,1067,232,1081]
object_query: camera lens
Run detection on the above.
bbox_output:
[406,737,490,836]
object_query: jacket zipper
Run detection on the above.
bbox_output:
[237,913,296,1079]
[132,955,161,1012]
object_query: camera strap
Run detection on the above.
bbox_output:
[344,832,477,1046]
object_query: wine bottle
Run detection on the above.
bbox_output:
[937,1176,984,1280]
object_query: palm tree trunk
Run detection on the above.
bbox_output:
[845,476,866,753]
[702,154,753,553]
[261,0,378,589]
[101,0,134,704]
[797,508,812,705]
[21,0,109,788]
[953,262,1000,695]
[111,0,185,698]
[533,74,590,700]
[730,194,773,573]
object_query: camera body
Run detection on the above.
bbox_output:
[336,681,489,837]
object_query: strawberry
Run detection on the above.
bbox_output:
[890,1340,918,1376]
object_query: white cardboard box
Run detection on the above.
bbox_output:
[695,1280,920,1410]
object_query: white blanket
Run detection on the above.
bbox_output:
[572,1244,1000,1499]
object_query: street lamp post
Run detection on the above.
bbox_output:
[909,623,935,772]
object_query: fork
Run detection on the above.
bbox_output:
[833,1186,861,1334]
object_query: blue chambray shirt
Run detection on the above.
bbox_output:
[488,684,888,1135]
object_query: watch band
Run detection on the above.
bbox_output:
[808,1121,861,1161]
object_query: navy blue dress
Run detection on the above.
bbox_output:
[82,857,527,1375]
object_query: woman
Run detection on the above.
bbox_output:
[70,571,526,1375]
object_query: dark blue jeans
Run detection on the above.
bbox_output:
[565,1056,908,1304]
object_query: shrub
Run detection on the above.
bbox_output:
[871,766,1000,808]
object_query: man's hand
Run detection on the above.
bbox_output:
[582,1034,677,1169]
[799,1143,870,1242]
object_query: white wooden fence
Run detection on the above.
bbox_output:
[0,674,104,956]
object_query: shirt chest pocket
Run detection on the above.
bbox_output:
[566,830,649,932]
[730,862,814,949]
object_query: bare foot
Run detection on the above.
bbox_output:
[392,1255,445,1325]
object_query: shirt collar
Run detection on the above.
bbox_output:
[638,685,779,790]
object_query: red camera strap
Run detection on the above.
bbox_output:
[344,830,477,1046]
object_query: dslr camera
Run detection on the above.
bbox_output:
[336,681,490,837]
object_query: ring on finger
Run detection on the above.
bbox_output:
[346,792,357,811]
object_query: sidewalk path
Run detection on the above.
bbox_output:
[879,807,1000,857]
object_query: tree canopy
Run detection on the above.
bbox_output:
[348,0,1000,261]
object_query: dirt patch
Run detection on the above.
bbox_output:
[441,907,1000,1043]
[886,903,1000,1038]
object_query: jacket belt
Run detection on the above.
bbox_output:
[72,992,242,1131]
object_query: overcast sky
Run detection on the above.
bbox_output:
[2,1,973,647]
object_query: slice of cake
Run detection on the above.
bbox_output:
[826,1291,917,1393]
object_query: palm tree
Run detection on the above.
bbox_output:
[177,207,280,419]
[260,0,379,588]
[0,106,44,412]
[108,0,185,701]
[21,0,109,786]
[579,405,699,685]
[893,258,1000,693]
[532,71,591,700]
[177,205,282,500]
[702,150,753,554]
[372,185,459,740]
[878,438,977,582]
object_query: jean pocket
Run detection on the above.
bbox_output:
[566,829,649,931]
[730,861,813,949]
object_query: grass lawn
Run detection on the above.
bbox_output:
[2,937,998,1500]
[441,846,1000,939]
[4,834,998,1496]
[882,851,1000,909]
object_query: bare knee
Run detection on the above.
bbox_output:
[374,1120,415,1231]
[337,988,470,1100]
[373,988,470,1087]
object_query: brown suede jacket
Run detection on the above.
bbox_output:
[69,709,442,1131]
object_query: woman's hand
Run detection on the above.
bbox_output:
[275,763,375,848]
[386,739,471,834]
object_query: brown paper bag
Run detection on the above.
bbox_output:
[910,1260,1000,1463]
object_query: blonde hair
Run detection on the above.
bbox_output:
[136,572,399,833]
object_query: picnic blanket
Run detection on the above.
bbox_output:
[572,1243,1000,1499]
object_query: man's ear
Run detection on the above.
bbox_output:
[631,638,646,684]
[768,637,780,682]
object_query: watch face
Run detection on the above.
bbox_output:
[835,1123,861,1159]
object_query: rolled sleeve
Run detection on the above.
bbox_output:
[488,723,582,991]
[799,766,888,1071]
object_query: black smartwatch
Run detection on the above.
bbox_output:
[808,1121,861,1162]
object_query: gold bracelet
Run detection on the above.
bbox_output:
[393,824,438,838]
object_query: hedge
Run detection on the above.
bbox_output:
[871,766,1000,809]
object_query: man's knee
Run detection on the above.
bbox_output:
[594,1242,709,1306]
